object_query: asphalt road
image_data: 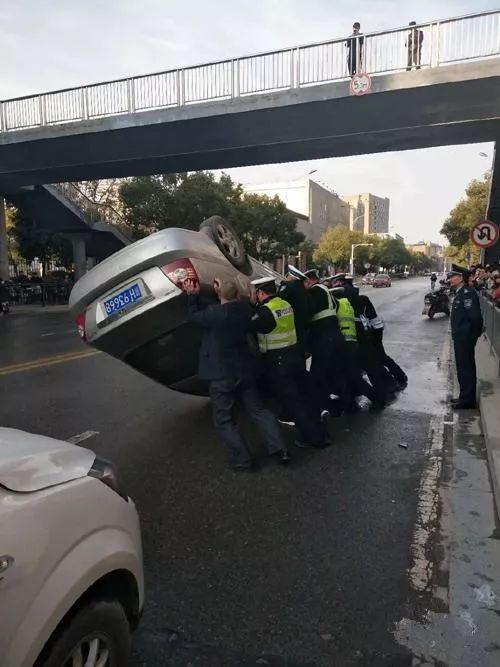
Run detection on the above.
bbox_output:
[0,277,454,666]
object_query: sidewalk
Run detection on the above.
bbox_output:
[476,334,500,519]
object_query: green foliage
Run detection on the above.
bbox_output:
[119,172,305,260]
[313,226,365,267]
[440,172,490,253]
[10,209,73,269]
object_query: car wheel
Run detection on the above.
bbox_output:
[200,216,252,274]
[36,600,130,667]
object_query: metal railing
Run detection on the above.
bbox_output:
[1,9,499,133]
[51,182,127,230]
[480,294,500,370]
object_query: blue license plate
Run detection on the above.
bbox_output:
[104,283,143,316]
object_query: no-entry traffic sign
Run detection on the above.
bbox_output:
[349,73,372,96]
[470,220,500,248]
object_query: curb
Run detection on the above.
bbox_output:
[7,305,69,315]
[476,335,500,520]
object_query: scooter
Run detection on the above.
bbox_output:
[422,282,450,319]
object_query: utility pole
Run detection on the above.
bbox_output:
[0,198,9,281]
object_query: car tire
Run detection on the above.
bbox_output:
[36,599,131,667]
[200,216,252,274]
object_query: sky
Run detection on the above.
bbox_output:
[1,0,497,243]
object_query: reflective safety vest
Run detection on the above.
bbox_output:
[337,297,357,343]
[311,283,337,321]
[258,297,298,353]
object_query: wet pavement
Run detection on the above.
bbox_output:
[0,277,498,666]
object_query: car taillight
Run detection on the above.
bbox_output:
[88,457,128,501]
[160,258,199,291]
[75,312,86,341]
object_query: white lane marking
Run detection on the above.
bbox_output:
[67,430,100,445]
[41,332,55,337]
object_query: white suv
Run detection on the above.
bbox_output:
[0,428,144,667]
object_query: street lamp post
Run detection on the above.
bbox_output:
[350,243,373,277]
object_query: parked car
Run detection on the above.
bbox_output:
[372,273,392,288]
[69,217,280,395]
[0,428,143,667]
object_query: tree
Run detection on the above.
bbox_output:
[371,237,411,270]
[440,172,490,261]
[118,172,305,260]
[313,226,365,268]
[229,193,304,261]
[11,209,73,272]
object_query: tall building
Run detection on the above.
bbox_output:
[343,193,390,234]
[245,178,350,243]
[406,241,444,271]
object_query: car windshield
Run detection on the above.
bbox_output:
[375,274,388,279]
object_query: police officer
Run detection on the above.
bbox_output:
[279,265,311,358]
[448,266,483,409]
[250,277,328,448]
[330,273,392,404]
[303,269,348,414]
[330,285,385,409]
[358,293,408,388]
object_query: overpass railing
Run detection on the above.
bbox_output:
[1,9,500,133]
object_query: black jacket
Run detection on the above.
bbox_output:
[451,285,483,341]
[187,295,254,381]
[278,280,310,343]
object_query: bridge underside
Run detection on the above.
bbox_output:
[1,62,500,190]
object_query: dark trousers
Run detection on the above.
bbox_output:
[309,332,337,412]
[453,337,478,404]
[359,343,394,402]
[209,378,285,466]
[264,350,325,446]
[407,45,422,70]
[341,343,380,404]
[372,340,407,384]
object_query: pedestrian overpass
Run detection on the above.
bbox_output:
[1,9,500,266]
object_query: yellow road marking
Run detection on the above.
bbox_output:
[0,349,100,375]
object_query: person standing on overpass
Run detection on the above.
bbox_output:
[185,277,290,471]
[346,22,364,76]
[448,266,483,409]
[406,21,424,70]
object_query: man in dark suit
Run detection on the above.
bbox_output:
[448,266,484,409]
[185,277,289,471]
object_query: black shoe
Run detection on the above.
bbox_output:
[229,462,258,473]
[450,397,461,404]
[294,439,325,450]
[452,401,477,410]
[272,448,291,465]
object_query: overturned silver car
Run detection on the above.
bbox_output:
[69,217,279,394]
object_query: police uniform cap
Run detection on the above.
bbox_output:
[286,265,307,280]
[251,276,277,290]
[447,264,470,280]
[304,269,320,279]
[330,273,347,282]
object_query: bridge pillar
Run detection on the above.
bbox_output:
[72,235,88,281]
[0,198,9,281]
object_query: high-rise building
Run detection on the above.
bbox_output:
[343,193,390,234]
[245,178,350,243]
